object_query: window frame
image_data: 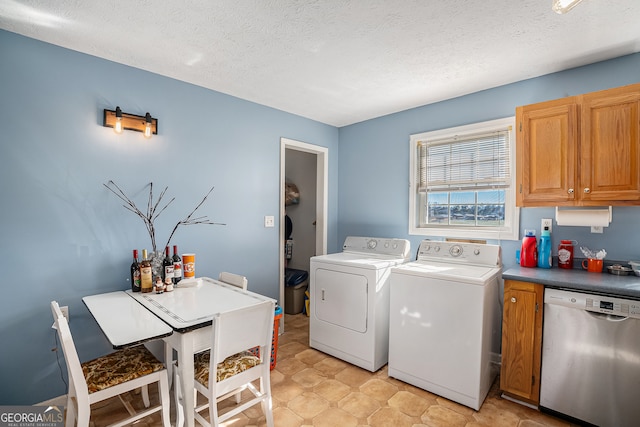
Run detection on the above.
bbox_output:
[408,116,519,241]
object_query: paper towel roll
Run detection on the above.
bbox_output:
[555,207,612,227]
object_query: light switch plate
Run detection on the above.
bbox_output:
[264,215,275,228]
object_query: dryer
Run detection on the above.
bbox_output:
[309,236,411,371]
[388,240,502,410]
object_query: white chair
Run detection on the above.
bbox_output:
[218,272,248,291]
[164,271,249,388]
[167,272,248,391]
[50,301,171,427]
[174,300,275,427]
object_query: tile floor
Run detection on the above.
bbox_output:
[89,313,576,426]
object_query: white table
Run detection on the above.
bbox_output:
[82,291,173,348]
[84,278,275,427]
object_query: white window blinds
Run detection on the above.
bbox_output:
[418,128,511,192]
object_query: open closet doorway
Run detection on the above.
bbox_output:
[279,138,328,332]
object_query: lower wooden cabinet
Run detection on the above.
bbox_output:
[500,280,544,405]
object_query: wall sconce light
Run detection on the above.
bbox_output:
[103,106,158,138]
[552,0,584,14]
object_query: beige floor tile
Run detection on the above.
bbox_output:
[295,348,328,365]
[313,356,349,376]
[367,406,415,427]
[360,378,399,402]
[388,389,432,417]
[288,392,329,419]
[291,367,328,388]
[471,402,521,427]
[334,365,376,388]
[338,391,381,418]
[313,378,351,402]
[312,407,358,427]
[421,404,471,427]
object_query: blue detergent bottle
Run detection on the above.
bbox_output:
[538,226,552,268]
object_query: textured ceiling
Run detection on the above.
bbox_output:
[1,0,639,127]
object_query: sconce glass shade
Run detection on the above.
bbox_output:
[144,113,152,138]
[552,0,584,14]
[114,106,123,134]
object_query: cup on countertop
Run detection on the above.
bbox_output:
[182,253,195,278]
[582,258,603,273]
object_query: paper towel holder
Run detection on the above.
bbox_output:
[555,206,612,227]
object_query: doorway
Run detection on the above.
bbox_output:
[279,138,328,330]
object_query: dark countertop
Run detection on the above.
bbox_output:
[503,266,640,300]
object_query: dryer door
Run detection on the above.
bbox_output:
[314,268,368,332]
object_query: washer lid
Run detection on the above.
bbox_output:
[311,252,409,270]
[391,261,501,284]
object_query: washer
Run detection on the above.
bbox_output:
[309,236,411,371]
[388,240,502,410]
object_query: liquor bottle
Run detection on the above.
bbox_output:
[162,246,174,282]
[172,245,183,284]
[130,249,141,292]
[140,249,153,293]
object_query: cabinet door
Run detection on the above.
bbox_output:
[500,280,544,404]
[581,84,640,204]
[516,99,577,206]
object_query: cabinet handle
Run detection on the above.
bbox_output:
[584,187,591,194]
[568,188,574,194]
[511,297,516,303]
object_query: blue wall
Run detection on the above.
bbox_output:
[0,30,339,404]
[338,53,640,269]
[2,27,640,404]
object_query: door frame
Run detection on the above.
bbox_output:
[279,137,328,325]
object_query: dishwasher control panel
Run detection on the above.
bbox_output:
[545,288,640,319]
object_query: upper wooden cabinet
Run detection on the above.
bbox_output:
[516,83,640,207]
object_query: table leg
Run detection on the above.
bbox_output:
[164,342,174,389]
[177,334,195,427]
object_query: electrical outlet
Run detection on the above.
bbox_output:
[591,226,604,234]
[60,306,69,322]
[541,218,553,234]
[264,215,275,228]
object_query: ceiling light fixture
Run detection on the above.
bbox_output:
[103,107,158,138]
[552,0,584,14]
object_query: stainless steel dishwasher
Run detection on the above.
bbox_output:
[540,288,640,427]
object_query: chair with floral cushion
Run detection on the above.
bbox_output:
[50,301,171,427]
[174,299,275,427]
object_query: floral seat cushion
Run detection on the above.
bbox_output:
[82,345,164,393]
[193,351,260,385]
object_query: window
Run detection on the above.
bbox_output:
[409,117,519,240]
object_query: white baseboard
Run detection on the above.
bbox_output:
[37,395,66,407]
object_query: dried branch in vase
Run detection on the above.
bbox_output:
[104,180,225,252]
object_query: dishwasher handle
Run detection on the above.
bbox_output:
[586,310,629,322]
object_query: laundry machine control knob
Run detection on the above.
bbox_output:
[474,249,480,255]
[449,244,463,257]
[367,239,377,249]
[434,246,440,252]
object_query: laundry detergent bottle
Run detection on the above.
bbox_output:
[537,227,552,268]
[520,229,538,268]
